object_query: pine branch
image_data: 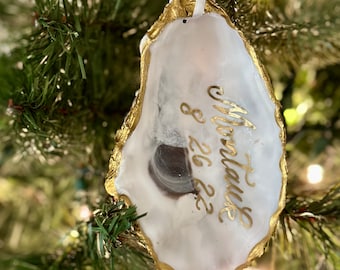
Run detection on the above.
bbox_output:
[218,0,340,67]
[0,0,166,165]
[274,184,340,269]
[47,198,153,270]
[0,198,154,270]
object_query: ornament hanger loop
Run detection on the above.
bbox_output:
[193,0,206,16]
[168,0,206,17]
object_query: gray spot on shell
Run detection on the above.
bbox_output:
[149,144,197,196]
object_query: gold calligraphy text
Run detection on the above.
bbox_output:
[208,85,256,229]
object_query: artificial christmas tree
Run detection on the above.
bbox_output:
[0,0,339,269]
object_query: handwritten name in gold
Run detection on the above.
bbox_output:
[208,85,256,229]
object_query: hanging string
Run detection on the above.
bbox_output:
[193,0,206,16]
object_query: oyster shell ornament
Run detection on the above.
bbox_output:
[105,0,287,269]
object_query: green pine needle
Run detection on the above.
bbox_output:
[45,198,153,270]
[218,0,340,67]
[274,184,340,269]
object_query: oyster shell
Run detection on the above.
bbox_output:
[105,1,287,269]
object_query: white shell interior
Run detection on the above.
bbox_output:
[115,13,283,270]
